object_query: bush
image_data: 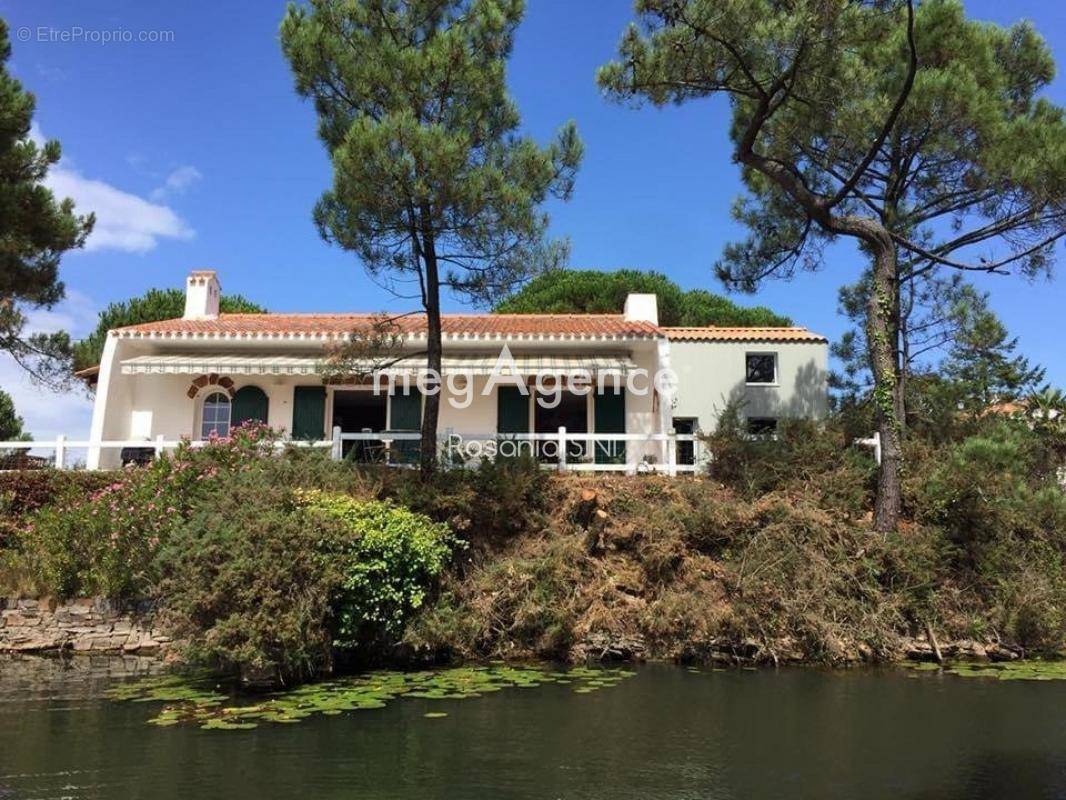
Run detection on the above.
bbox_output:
[156,477,345,685]
[0,470,114,519]
[911,422,1066,557]
[297,490,457,649]
[11,424,364,599]
[156,484,457,683]
[705,406,874,515]
[18,474,173,598]
[405,535,584,660]
[378,455,550,542]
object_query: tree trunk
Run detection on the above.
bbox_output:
[865,236,904,532]
[419,214,443,481]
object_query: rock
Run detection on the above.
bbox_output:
[574,631,646,662]
[2,596,168,657]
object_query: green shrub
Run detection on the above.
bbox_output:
[297,490,457,649]
[379,455,550,542]
[405,536,584,660]
[156,478,345,685]
[12,424,364,599]
[706,406,874,515]
[912,422,1066,556]
[17,468,183,597]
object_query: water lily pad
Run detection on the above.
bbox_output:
[904,660,1066,681]
[110,663,637,730]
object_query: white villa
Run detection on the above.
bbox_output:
[84,270,828,470]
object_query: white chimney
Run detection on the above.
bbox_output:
[623,292,658,326]
[183,270,221,320]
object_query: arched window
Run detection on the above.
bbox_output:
[201,392,231,439]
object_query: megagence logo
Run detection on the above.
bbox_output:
[363,345,677,409]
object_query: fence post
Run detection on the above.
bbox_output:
[331,426,342,461]
[154,434,166,461]
[667,428,677,477]
[557,426,567,472]
[53,435,66,470]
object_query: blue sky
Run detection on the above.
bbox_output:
[2,0,1065,438]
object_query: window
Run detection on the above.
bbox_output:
[201,392,231,439]
[747,417,777,437]
[746,353,777,385]
[673,417,698,466]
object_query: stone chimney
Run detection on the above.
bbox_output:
[623,292,659,326]
[183,270,221,320]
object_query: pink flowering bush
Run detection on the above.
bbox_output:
[15,423,335,598]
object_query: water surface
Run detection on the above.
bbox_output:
[2,656,1065,799]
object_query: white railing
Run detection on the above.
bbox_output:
[0,427,704,475]
[0,435,334,470]
[334,427,704,475]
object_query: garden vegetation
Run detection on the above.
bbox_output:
[2,405,1065,685]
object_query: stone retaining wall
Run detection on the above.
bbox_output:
[0,597,171,656]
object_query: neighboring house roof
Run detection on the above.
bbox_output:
[662,326,828,343]
[110,313,662,340]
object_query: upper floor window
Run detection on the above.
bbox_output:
[201,392,231,439]
[745,353,777,385]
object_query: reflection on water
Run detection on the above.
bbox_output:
[2,657,1066,800]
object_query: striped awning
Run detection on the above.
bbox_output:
[120,352,638,377]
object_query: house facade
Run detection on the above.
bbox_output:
[85,270,828,469]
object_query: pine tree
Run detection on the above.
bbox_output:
[495,268,791,326]
[943,304,1045,412]
[600,0,1066,530]
[281,0,582,477]
[0,388,27,441]
[0,19,94,386]
[72,288,265,374]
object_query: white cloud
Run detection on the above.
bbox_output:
[30,125,196,254]
[46,168,195,253]
[1,292,100,443]
[23,289,100,339]
[0,356,94,443]
[150,164,202,201]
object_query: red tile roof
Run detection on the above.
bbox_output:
[113,313,662,338]
[663,326,827,343]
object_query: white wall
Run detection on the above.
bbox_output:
[670,340,829,432]
[90,339,670,467]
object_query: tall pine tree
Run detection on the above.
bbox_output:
[281,0,582,477]
[600,0,1066,530]
[0,19,94,386]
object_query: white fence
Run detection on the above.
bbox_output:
[0,427,705,476]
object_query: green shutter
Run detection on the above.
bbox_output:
[497,386,530,434]
[232,386,269,428]
[389,387,422,464]
[389,387,422,430]
[594,388,626,464]
[292,386,326,440]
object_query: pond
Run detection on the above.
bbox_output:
[2,656,1066,799]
